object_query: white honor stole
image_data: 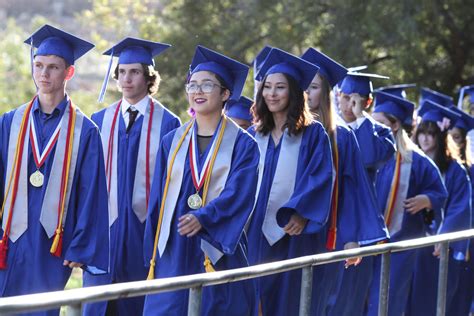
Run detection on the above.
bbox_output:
[255,129,303,246]
[3,102,84,241]
[385,151,413,236]
[100,97,165,226]
[157,118,239,264]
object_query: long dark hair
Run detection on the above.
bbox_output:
[310,74,335,144]
[252,73,312,136]
[414,121,455,173]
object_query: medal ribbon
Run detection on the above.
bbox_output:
[326,137,339,250]
[29,111,62,170]
[0,98,35,268]
[147,116,227,279]
[189,124,218,194]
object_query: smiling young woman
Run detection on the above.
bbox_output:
[142,45,260,316]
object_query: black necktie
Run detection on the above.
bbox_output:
[127,107,139,133]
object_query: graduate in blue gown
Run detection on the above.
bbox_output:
[142,45,259,316]
[0,25,109,316]
[246,47,333,316]
[407,99,472,316]
[366,91,448,316]
[82,38,181,316]
[329,72,396,316]
[225,95,253,130]
[301,47,389,315]
[446,106,474,316]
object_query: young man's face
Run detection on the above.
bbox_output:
[117,63,149,104]
[33,55,70,95]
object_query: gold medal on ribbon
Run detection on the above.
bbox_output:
[187,193,203,209]
[30,170,44,187]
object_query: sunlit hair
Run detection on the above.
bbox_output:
[414,120,458,172]
[252,73,313,136]
[114,63,161,95]
[379,112,416,163]
[449,127,472,168]
[310,74,336,144]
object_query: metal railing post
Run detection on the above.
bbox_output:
[378,252,391,316]
[436,242,449,316]
[66,303,81,316]
[299,266,313,316]
[188,286,202,316]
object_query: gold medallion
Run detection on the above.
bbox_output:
[187,193,203,209]
[30,170,44,187]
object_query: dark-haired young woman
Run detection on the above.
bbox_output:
[366,92,448,316]
[246,48,333,316]
[142,46,259,316]
[302,48,388,315]
[407,100,471,316]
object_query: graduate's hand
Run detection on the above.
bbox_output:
[343,242,362,268]
[283,214,308,236]
[350,94,366,119]
[178,214,202,237]
[63,260,83,269]
[432,243,446,257]
[404,195,432,214]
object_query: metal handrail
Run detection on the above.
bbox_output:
[0,229,473,315]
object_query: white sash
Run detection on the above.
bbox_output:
[3,102,84,241]
[100,97,164,226]
[255,130,302,246]
[386,151,413,236]
[157,118,239,264]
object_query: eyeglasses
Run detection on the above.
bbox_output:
[185,82,223,94]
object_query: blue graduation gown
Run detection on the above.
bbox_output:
[353,117,396,183]
[142,123,259,316]
[446,164,474,316]
[327,118,395,316]
[82,104,180,316]
[0,98,109,316]
[247,122,333,316]
[366,150,448,316]
[312,125,388,316]
[408,160,472,316]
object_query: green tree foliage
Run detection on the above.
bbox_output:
[1,0,473,116]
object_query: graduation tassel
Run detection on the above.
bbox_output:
[0,236,9,269]
[49,103,76,257]
[203,257,215,273]
[146,260,155,280]
[97,51,114,103]
[50,228,63,257]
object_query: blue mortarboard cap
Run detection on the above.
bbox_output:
[418,99,461,128]
[24,24,94,65]
[450,107,474,131]
[340,72,389,96]
[98,37,171,102]
[375,83,417,99]
[189,45,249,101]
[457,85,474,108]
[103,37,170,66]
[226,96,253,122]
[256,48,320,91]
[374,91,414,123]
[253,45,272,80]
[301,47,347,88]
[420,87,453,107]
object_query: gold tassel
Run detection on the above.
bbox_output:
[147,259,155,280]
[50,228,62,256]
[203,256,215,273]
